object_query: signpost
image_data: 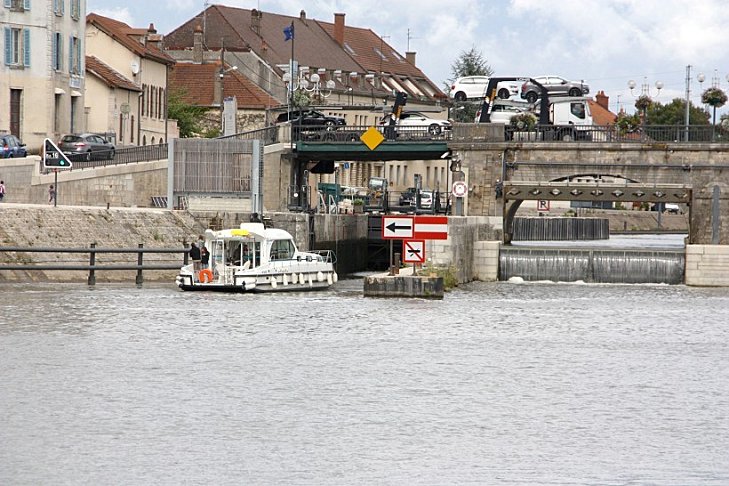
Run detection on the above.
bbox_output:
[42,138,73,207]
[402,239,425,264]
[413,215,448,240]
[452,181,468,198]
[382,216,413,239]
[537,200,550,212]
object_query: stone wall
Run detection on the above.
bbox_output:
[685,245,729,286]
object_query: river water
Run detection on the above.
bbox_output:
[1,277,728,485]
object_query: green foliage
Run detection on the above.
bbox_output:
[634,95,652,112]
[510,113,537,130]
[352,198,364,205]
[167,88,209,138]
[291,90,312,108]
[446,46,493,92]
[615,112,641,134]
[451,102,480,123]
[644,98,709,126]
[701,87,728,108]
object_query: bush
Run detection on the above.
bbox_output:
[509,113,537,130]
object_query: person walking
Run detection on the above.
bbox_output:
[0,180,5,202]
[48,185,56,205]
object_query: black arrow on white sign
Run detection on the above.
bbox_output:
[386,222,411,233]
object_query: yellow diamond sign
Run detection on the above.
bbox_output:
[361,126,386,150]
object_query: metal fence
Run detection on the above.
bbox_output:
[503,124,729,143]
[218,126,279,145]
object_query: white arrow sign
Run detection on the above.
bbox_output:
[382,216,413,239]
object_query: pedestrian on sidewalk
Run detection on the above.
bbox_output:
[48,185,56,205]
[0,180,6,202]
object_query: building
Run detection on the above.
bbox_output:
[163,7,447,128]
[85,14,176,146]
[2,0,86,150]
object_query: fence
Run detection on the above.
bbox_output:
[0,244,189,285]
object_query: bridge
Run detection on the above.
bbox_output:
[27,122,729,245]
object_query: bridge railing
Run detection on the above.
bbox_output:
[281,124,453,142]
[217,126,279,145]
[503,124,729,143]
[41,143,169,173]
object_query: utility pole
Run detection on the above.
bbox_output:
[684,65,691,142]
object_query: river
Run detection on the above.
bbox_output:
[1,277,728,485]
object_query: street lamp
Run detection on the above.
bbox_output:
[628,77,662,122]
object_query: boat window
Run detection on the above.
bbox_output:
[270,239,294,260]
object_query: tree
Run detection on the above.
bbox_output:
[167,88,210,138]
[449,46,494,81]
[644,98,709,126]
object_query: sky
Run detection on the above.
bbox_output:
[89,0,729,118]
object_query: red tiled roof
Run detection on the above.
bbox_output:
[588,99,617,125]
[85,55,141,91]
[87,13,175,65]
[168,61,278,108]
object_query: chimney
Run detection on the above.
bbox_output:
[300,10,306,21]
[596,90,609,110]
[405,51,416,66]
[334,13,345,46]
[146,23,162,50]
[251,9,262,36]
[193,24,203,63]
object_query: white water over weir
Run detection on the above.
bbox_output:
[499,247,685,284]
[512,217,610,241]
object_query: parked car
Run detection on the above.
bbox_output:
[0,134,27,158]
[387,111,452,136]
[475,100,531,124]
[398,187,417,206]
[58,133,115,161]
[450,76,521,101]
[520,75,590,103]
[275,109,346,128]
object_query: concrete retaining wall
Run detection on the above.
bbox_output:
[363,275,444,299]
[685,245,729,286]
[473,241,501,281]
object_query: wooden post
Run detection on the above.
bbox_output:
[88,243,96,286]
[136,243,144,285]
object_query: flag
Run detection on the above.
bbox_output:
[283,24,294,41]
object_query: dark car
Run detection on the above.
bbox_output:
[1,134,27,158]
[58,133,115,161]
[398,187,417,206]
[276,109,346,128]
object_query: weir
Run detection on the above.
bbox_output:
[512,217,609,241]
[500,247,685,284]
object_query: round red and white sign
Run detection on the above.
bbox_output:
[452,181,468,197]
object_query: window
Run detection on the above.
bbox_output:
[51,32,62,70]
[68,35,81,74]
[8,0,30,11]
[270,240,294,260]
[4,27,30,67]
[70,0,79,19]
[570,102,586,119]
[53,0,63,15]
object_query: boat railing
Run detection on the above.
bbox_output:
[309,250,336,264]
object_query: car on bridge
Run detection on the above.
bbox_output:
[450,76,521,101]
[1,134,27,158]
[520,75,590,103]
[58,133,115,161]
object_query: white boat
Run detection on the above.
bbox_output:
[176,223,337,292]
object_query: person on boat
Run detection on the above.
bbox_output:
[190,242,202,281]
[201,245,209,269]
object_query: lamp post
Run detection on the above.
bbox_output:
[628,77,662,123]
[219,65,238,135]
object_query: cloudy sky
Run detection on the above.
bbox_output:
[90,0,729,117]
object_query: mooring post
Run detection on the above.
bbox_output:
[183,240,189,265]
[136,243,144,285]
[88,243,96,286]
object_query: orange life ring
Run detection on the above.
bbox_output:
[199,268,214,283]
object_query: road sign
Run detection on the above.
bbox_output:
[382,216,413,239]
[452,181,468,198]
[43,138,73,169]
[403,239,426,264]
[537,200,550,211]
[413,215,448,240]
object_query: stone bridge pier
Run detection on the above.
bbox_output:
[450,142,729,244]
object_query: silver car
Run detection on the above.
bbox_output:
[520,75,589,103]
[58,133,115,161]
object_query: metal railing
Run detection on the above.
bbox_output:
[218,125,279,145]
[0,243,188,285]
[286,124,453,142]
[503,124,729,143]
